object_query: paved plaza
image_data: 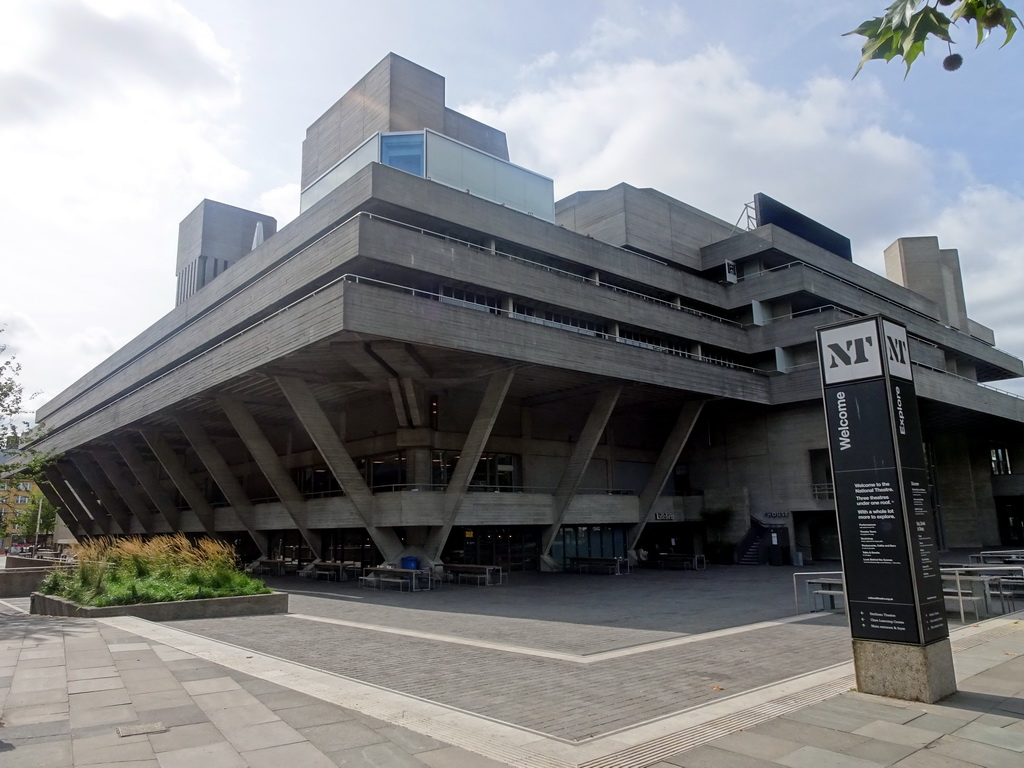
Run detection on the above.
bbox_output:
[2,565,1024,767]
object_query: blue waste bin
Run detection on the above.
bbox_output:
[400,556,419,570]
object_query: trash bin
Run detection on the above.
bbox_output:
[792,551,804,567]
[400,556,419,570]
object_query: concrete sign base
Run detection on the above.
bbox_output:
[852,638,957,703]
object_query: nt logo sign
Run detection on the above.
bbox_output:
[819,318,912,385]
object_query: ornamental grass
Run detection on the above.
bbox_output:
[39,534,270,607]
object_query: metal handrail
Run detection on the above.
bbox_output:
[792,570,843,614]
[365,212,741,326]
[794,564,1024,618]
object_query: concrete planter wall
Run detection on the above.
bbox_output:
[0,567,71,598]
[5,555,59,569]
[30,590,288,620]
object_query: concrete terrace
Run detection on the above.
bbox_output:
[2,565,1024,767]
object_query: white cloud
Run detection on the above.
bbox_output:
[926,185,1024,350]
[518,51,560,79]
[465,50,933,243]
[461,47,1024,367]
[0,0,236,123]
[2,0,249,404]
[254,183,301,231]
[571,4,689,64]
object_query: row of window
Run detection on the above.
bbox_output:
[438,287,742,368]
[0,482,33,492]
[291,451,524,496]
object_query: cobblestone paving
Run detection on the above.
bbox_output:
[171,612,851,741]
[278,568,827,655]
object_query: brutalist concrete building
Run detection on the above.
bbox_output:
[31,54,1024,570]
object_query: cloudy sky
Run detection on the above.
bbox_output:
[3,0,1023,420]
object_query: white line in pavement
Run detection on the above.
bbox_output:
[91,614,860,767]
[286,611,828,664]
[0,599,28,614]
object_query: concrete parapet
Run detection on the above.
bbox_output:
[0,567,66,597]
[852,638,957,703]
[30,590,288,620]
[4,554,59,569]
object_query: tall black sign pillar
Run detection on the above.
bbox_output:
[817,315,956,703]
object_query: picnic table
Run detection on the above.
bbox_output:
[567,556,630,575]
[806,577,845,612]
[361,566,436,591]
[442,563,505,585]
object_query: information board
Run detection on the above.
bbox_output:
[817,316,948,645]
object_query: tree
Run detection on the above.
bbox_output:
[10,494,57,540]
[0,326,26,451]
[1,326,49,480]
[847,0,1019,76]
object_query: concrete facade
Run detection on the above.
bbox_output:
[29,54,1024,570]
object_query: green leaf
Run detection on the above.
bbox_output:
[844,17,885,38]
[1003,16,1018,46]
[852,28,900,76]
[902,39,928,76]
[882,0,925,31]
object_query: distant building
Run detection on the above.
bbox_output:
[0,477,38,544]
[29,54,1024,570]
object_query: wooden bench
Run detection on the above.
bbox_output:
[378,576,410,592]
[656,554,700,571]
[359,575,379,589]
[943,590,983,621]
[812,589,845,612]
[569,557,628,575]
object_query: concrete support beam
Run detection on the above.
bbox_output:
[91,450,159,534]
[57,459,111,535]
[37,474,88,538]
[428,368,515,560]
[629,400,706,550]
[69,453,134,535]
[112,435,182,531]
[541,386,622,557]
[274,376,402,560]
[139,429,218,538]
[176,415,269,557]
[388,378,411,427]
[217,394,322,556]
[402,379,429,427]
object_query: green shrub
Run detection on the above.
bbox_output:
[38,534,270,607]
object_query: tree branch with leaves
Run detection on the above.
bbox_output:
[1,326,52,482]
[847,0,1018,76]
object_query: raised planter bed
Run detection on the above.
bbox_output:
[30,590,288,620]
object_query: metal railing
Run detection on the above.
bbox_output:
[793,564,1024,620]
[366,213,740,326]
[811,483,835,500]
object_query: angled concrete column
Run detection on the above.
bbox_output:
[112,435,182,531]
[37,474,88,538]
[91,449,159,534]
[402,378,429,427]
[541,385,622,559]
[139,429,217,538]
[69,453,134,535]
[57,459,112,535]
[176,416,269,557]
[274,376,402,561]
[387,378,410,427]
[628,400,706,550]
[217,395,322,556]
[427,368,515,560]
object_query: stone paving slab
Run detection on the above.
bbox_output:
[0,611,503,768]
[169,610,851,741]
[4,570,1024,768]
